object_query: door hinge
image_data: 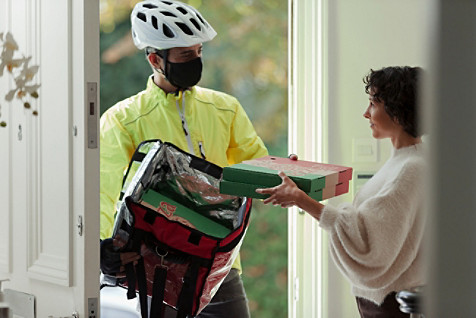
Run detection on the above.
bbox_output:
[294,276,300,301]
[77,215,83,236]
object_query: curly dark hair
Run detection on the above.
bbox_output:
[363,66,422,138]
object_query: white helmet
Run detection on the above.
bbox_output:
[131,0,217,50]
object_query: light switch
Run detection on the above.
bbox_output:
[353,138,378,162]
[353,171,375,196]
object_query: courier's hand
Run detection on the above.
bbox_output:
[100,238,141,278]
[288,153,298,160]
[256,171,305,208]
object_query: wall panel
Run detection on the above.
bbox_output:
[0,0,12,276]
[27,0,72,286]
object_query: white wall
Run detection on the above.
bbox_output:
[323,1,426,316]
[425,1,476,316]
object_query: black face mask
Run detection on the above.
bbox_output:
[164,56,203,89]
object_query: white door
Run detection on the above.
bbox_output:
[0,1,100,317]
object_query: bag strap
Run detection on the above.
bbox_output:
[136,258,149,318]
[125,263,137,300]
[163,141,223,179]
[150,266,168,318]
[176,260,200,318]
[125,227,144,300]
[123,228,150,317]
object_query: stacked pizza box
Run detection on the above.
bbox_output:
[140,190,232,238]
[220,155,353,201]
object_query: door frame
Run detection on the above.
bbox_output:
[287,0,327,317]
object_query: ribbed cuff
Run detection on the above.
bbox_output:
[319,205,339,230]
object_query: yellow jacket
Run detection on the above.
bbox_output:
[100,76,268,270]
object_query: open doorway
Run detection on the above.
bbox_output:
[288,0,428,317]
[99,1,288,317]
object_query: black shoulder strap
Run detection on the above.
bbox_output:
[124,229,149,317]
[150,266,168,318]
[135,258,149,318]
[163,141,223,179]
[176,260,200,318]
[125,263,137,300]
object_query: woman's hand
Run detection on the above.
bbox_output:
[256,171,305,208]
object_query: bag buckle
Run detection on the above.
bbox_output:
[155,246,169,270]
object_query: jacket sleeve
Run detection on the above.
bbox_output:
[100,110,136,239]
[319,160,426,289]
[226,101,268,164]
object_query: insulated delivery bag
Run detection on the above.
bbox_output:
[102,140,252,318]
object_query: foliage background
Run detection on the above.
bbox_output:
[100,1,288,316]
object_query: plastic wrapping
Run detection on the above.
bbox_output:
[105,140,251,316]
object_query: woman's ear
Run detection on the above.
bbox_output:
[392,116,400,125]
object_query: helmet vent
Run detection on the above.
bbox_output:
[142,4,158,9]
[160,11,177,17]
[152,16,158,30]
[196,13,206,26]
[190,18,201,31]
[137,12,147,23]
[163,24,175,38]
[175,22,193,35]
[161,1,173,5]
[176,7,188,15]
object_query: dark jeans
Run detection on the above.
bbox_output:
[161,268,250,318]
[356,292,409,318]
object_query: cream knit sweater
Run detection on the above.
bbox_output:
[320,144,426,305]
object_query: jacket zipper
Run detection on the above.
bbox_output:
[198,141,206,159]
[175,96,195,156]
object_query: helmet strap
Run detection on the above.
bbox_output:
[162,49,169,80]
[147,48,169,79]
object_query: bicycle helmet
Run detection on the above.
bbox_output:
[131,0,217,50]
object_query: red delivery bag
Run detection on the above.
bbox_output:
[103,140,251,318]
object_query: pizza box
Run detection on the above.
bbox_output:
[219,179,350,201]
[140,189,231,238]
[222,156,352,193]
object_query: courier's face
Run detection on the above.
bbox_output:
[363,88,400,139]
[166,44,203,63]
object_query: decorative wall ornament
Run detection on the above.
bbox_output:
[0,31,40,128]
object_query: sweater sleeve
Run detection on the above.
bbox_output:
[319,159,425,289]
[100,110,136,240]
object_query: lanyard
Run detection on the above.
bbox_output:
[175,96,195,156]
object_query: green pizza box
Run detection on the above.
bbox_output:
[140,189,231,238]
[219,179,350,201]
[222,156,353,193]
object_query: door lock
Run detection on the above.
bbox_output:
[77,215,83,236]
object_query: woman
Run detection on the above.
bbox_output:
[257,66,425,317]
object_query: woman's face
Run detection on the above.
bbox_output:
[363,89,400,139]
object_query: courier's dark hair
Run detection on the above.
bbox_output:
[364,66,422,138]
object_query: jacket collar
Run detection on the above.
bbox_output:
[146,75,196,103]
